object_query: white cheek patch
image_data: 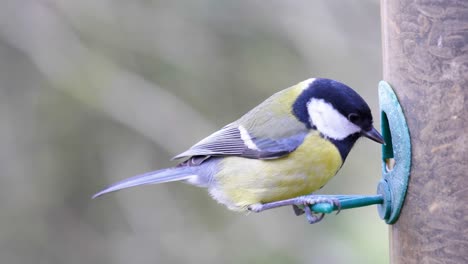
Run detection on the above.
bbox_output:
[307,98,361,140]
[238,125,259,150]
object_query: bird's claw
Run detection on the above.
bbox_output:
[248,195,341,224]
[333,199,342,215]
[293,196,341,224]
[292,204,305,216]
[303,203,325,224]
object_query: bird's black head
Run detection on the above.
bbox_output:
[292,78,384,157]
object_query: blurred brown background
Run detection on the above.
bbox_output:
[0,1,387,263]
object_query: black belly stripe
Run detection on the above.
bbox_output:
[328,133,361,162]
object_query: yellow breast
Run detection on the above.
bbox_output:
[210,131,343,211]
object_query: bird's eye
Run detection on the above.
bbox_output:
[348,113,360,123]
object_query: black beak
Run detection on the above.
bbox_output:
[362,127,385,144]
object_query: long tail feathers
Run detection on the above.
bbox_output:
[92,167,195,199]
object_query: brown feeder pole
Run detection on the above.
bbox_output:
[381,0,468,263]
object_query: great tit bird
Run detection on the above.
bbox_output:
[93,78,384,223]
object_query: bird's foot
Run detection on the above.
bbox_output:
[247,195,341,224]
[291,196,341,224]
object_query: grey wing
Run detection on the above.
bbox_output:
[172,123,308,160]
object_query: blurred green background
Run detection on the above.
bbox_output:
[0,0,388,263]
